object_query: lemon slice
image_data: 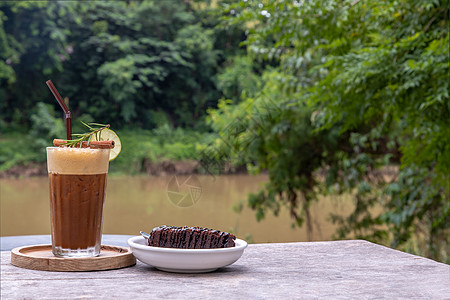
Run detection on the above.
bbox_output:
[91,128,121,161]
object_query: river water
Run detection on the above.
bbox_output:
[0,174,354,243]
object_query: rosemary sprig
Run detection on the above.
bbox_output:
[61,122,110,147]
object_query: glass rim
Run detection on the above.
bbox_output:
[46,146,110,151]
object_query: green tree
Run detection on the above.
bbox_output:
[58,0,224,128]
[0,0,247,130]
[0,1,69,127]
[217,55,262,102]
[211,0,449,261]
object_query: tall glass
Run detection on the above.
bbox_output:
[47,147,110,257]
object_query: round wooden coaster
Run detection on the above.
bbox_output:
[11,244,136,272]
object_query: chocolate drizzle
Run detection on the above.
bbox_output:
[146,226,236,249]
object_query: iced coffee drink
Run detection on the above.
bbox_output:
[47,147,110,257]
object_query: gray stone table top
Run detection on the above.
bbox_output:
[1,240,449,299]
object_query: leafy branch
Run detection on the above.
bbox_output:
[61,122,110,147]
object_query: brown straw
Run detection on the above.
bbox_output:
[53,139,115,149]
[46,80,72,140]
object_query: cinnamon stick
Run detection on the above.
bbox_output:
[53,139,115,149]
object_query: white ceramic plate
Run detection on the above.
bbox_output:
[127,236,247,273]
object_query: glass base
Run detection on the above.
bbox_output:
[52,245,100,258]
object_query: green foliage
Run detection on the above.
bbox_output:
[0,0,246,129]
[212,0,449,262]
[0,103,63,171]
[29,102,65,159]
[217,55,262,102]
[57,0,222,128]
[0,133,37,172]
[29,102,65,139]
[0,0,246,173]
[110,126,214,174]
[0,127,214,175]
[0,1,69,124]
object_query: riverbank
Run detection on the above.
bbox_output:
[0,162,47,178]
[0,128,236,178]
[0,159,248,178]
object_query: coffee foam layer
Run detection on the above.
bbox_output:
[47,147,110,175]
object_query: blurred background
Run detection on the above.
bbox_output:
[0,0,448,263]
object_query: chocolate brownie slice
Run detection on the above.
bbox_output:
[146,226,236,249]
